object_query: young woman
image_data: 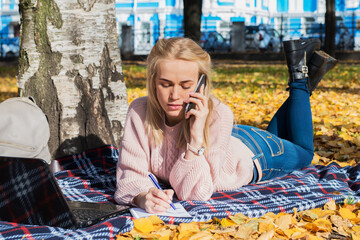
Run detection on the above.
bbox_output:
[114,37,337,213]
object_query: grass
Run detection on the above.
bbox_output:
[1,62,359,165]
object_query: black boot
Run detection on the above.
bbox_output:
[307,50,338,94]
[283,38,321,82]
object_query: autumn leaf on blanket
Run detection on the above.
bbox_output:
[324,200,337,211]
[228,212,248,224]
[133,217,154,233]
[147,215,165,225]
[220,218,236,227]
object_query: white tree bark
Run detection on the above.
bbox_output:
[18,0,128,158]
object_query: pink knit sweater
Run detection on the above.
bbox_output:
[114,96,254,205]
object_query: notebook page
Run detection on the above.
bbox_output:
[130,202,191,219]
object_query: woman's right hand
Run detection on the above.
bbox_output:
[133,187,174,213]
[184,85,209,159]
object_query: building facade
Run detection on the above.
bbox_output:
[0,0,19,38]
[115,0,360,53]
[1,0,359,54]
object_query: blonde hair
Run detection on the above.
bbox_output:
[145,37,214,149]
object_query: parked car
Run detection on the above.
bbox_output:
[0,37,20,58]
[200,31,230,53]
[244,25,281,52]
[244,25,260,50]
[252,24,281,52]
[304,22,354,50]
[336,22,354,50]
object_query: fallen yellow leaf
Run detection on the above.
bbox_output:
[151,229,173,240]
[352,225,360,232]
[313,218,332,231]
[258,221,274,233]
[133,217,154,233]
[257,230,274,240]
[339,207,357,219]
[229,212,248,224]
[220,218,236,227]
[233,224,256,239]
[148,215,164,225]
[188,231,214,240]
[331,214,352,228]
[324,200,336,211]
[177,222,200,240]
[301,210,319,221]
[275,214,292,231]
[290,230,307,239]
[352,233,360,240]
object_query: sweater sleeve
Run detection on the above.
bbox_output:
[168,100,235,201]
[114,97,154,206]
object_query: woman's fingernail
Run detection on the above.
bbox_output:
[167,200,172,204]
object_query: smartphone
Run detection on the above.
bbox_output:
[185,74,207,114]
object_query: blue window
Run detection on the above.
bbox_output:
[217,0,234,6]
[277,0,289,12]
[251,16,257,24]
[150,14,160,42]
[166,0,176,7]
[303,0,317,12]
[127,15,134,26]
[138,2,159,8]
[202,14,221,31]
[231,17,245,22]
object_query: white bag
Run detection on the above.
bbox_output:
[0,97,51,163]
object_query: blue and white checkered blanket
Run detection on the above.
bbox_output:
[1,145,359,239]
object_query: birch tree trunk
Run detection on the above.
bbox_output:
[17,0,128,159]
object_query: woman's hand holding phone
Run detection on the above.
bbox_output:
[184,75,209,158]
[185,74,206,114]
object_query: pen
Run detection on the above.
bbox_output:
[148,174,176,210]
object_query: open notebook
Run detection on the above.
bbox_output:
[130,202,192,219]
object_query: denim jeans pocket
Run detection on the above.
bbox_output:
[232,126,267,170]
[251,128,284,157]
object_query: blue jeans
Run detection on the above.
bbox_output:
[232,79,314,182]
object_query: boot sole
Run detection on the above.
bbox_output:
[308,50,338,93]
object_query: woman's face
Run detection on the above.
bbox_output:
[156,59,199,126]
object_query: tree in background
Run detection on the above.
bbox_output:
[324,0,336,56]
[17,0,128,159]
[183,0,202,42]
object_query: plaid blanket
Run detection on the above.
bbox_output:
[1,145,359,239]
